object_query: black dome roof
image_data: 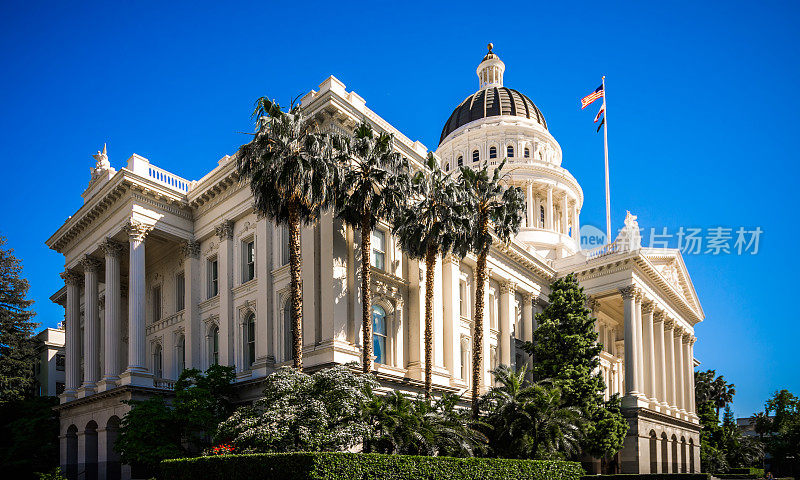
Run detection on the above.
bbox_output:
[439,86,547,145]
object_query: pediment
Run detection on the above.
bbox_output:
[642,248,702,316]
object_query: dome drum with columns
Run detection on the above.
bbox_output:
[436,44,583,260]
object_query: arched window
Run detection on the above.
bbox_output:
[680,437,687,473]
[524,147,530,158]
[661,432,669,473]
[284,299,293,362]
[105,417,121,480]
[649,431,658,473]
[507,145,514,157]
[84,421,98,480]
[472,150,479,162]
[245,312,256,368]
[489,146,497,159]
[689,438,695,473]
[210,325,219,365]
[457,155,463,167]
[65,425,78,480]
[671,435,679,473]
[152,343,163,378]
[372,305,387,365]
[176,333,185,375]
[445,162,450,172]
[539,205,545,227]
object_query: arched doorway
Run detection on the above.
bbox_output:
[104,416,121,480]
[681,436,687,473]
[649,431,658,473]
[661,432,669,473]
[65,425,78,480]
[671,435,679,473]
[84,420,98,480]
[689,438,695,473]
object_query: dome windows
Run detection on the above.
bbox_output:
[472,150,479,162]
[489,146,497,159]
[507,145,514,158]
[457,155,463,167]
[445,162,450,172]
[524,147,530,158]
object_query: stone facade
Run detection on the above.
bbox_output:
[46,47,703,479]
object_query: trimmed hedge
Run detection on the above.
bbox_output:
[727,468,765,476]
[580,475,710,480]
[160,452,585,480]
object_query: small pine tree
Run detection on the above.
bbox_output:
[521,273,627,459]
[0,235,37,404]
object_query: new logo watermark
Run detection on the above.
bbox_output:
[580,224,607,250]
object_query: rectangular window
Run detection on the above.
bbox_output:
[459,280,467,317]
[281,226,290,266]
[207,258,218,298]
[489,293,496,329]
[152,286,162,322]
[460,342,467,380]
[243,239,255,282]
[175,272,185,311]
[55,353,65,371]
[371,230,386,270]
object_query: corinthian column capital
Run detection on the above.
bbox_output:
[500,282,517,294]
[100,238,124,258]
[619,285,637,299]
[60,270,83,286]
[642,301,655,314]
[79,255,102,273]
[123,219,153,241]
[215,220,234,240]
[181,240,201,259]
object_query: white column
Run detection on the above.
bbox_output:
[182,240,201,369]
[683,335,694,415]
[98,240,123,391]
[642,301,657,405]
[481,270,492,391]
[546,186,554,230]
[620,286,644,405]
[216,220,235,368]
[443,255,461,381]
[522,294,534,343]
[120,220,151,386]
[60,271,82,402]
[534,193,542,228]
[664,320,677,410]
[674,327,686,414]
[688,337,697,415]
[560,194,569,235]
[654,311,667,408]
[80,255,101,395]
[525,181,534,228]
[499,282,515,368]
[635,292,645,396]
[572,205,581,243]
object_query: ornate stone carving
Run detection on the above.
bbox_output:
[215,220,234,240]
[443,253,461,267]
[642,301,655,314]
[618,285,636,299]
[98,294,105,309]
[664,318,675,330]
[587,297,599,313]
[181,240,201,259]
[80,255,102,272]
[60,270,83,286]
[123,219,152,241]
[99,238,124,258]
[653,310,665,323]
[500,282,517,294]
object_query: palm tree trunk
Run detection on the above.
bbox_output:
[288,203,303,370]
[472,214,490,419]
[424,244,437,398]
[361,216,373,373]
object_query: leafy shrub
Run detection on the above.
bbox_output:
[579,475,711,480]
[161,452,584,480]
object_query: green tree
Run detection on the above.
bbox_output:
[236,98,338,369]
[710,373,736,419]
[115,365,235,473]
[363,390,485,457]
[755,389,800,477]
[521,273,627,460]
[334,121,409,373]
[394,153,469,396]
[719,406,763,469]
[459,161,524,417]
[216,365,377,453]
[0,396,59,479]
[479,365,584,460]
[0,235,37,403]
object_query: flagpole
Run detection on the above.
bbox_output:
[602,75,611,242]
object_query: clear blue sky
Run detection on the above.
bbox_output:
[1,1,798,417]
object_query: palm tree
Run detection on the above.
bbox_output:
[480,365,584,459]
[334,121,410,373]
[237,97,338,369]
[393,153,470,396]
[711,373,736,418]
[459,161,525,417]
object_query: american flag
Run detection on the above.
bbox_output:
[581,84,604,109]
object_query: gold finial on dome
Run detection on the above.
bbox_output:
[487,42,494,52]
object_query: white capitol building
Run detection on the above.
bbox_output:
[47,46,704,479]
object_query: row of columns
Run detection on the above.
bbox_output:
[619,286,696,415]
[523,182,580,241]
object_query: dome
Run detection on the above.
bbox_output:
[439,87,547,145]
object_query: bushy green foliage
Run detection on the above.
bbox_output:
[478,366,583,459]
[116,365,236,471]
[216,366,377,453]
[521,274,628,459]
[363,390,485,457]
[754,389,800,477]
[579,475,711,480]
[161,452,585,480]
[0,396,59,479]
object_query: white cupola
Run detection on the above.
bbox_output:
[477,43,505,89]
